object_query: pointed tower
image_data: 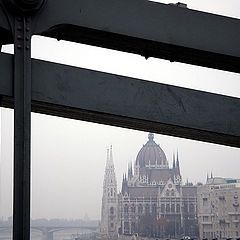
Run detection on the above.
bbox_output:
[173,152,176,169]
[176,150,180,175]
[173,150,182,185]
[176,150,179,167]
[122,172,129,194]
[128,162,133,180]
[100,146,118,236]
[207,172,209,182]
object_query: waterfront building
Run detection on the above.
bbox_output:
[100,133,198,238]
[197,177,240,240]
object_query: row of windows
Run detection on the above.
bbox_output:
[203,231,239,238]
[123,203,195,214]
[161,203,181,213]
[124,204,157,214]
[123,203,190,214]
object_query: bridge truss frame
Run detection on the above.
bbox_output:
[0,0,239,240]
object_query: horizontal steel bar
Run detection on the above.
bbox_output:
[31,0,240,73]
[1,1,240,72]
[0,4,12,44]
[0,53,240,147]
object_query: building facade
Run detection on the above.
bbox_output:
[198,177,240,240]
[101,133,198,238]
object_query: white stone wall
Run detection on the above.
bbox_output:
[197,179,240,240]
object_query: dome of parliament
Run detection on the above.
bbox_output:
[136,133,168,168]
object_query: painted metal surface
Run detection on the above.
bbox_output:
[0,1,239,240]
[1,53,240,147]
[34,0,240,73]
[1,0,240,72]
[12,16,32,240]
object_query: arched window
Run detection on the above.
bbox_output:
[171,189,175,196]
[152,204,157,215]
[190,203,195,213]
[166,204,170,213]
[145,204,150,215]
[161,204,165,213]
[176,204,180,213]
[131,204,136,213]
[124,222,129,233]
[166,190,169,196]
[110,207,114,215]
[171,204,175,213]
[138,204,143,214]
[184,203,188,212]
[131,222,136,233]
[111,188,113,196]
[124,204,128,214]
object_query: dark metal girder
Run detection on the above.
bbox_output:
[0,4,13,44]
[12,16,32,240]
[1,0,240,72]
[1,52,240,147]
[33,0,240,73]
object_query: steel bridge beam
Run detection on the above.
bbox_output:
[1,0,240,73]
[1,53,240,147]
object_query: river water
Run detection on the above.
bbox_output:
[0,228,93,240]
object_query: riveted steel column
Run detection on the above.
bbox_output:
[13,14,32,240]
[5,1,45,239]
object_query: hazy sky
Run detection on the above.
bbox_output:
[1,0,240,221]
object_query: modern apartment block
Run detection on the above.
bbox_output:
[197,177,240,240]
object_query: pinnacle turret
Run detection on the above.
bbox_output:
[173,152,176,168]
[128,162,133,179]
[100,146,118,235]
[148,132,154,142]
[176,150,179,167]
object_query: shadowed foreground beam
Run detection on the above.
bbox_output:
[0,53,240,147]
[1,0,240,72]
[32,0,240,73]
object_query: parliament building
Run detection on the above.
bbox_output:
[100,133,199,238]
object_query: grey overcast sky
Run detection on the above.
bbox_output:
[1,0,240,221]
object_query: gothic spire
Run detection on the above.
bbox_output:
[103,146,117,187]
[107,148,109,163]
[106,145,114,167]
[176,150,179,167]
[128,162,133,179]
[173,152,176,168]
[109,145,113,164]
[101,146,118,235]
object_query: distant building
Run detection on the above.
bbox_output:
[197,177,240,240]
[100,133,198,238]
[100,146,118,238]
